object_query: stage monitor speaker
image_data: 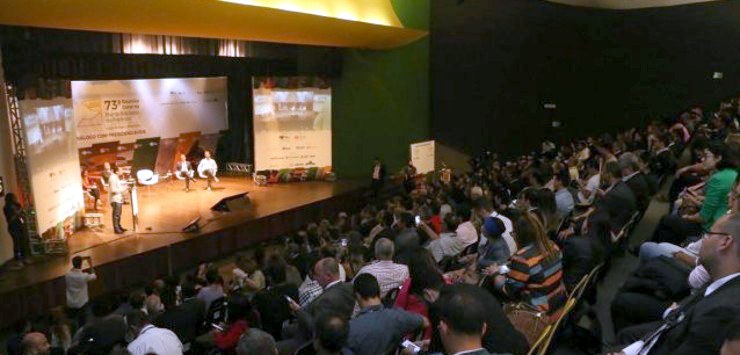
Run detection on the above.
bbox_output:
[211,192,251,212]
[183,217,201,233]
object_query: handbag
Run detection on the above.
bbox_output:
[503,302,550,346]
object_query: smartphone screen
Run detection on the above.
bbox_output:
[499,265,511,274]
[415,216,421,225]
[211,323,224,332]
[401,340,420,353]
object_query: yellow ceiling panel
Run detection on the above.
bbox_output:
[0,0,427,49]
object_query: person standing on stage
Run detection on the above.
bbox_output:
[198,150,219,191]
[176,154,195,192]
[108,166,127,234]
[370,158,386,198]
[100,162,112,191]
[3,193,32,268]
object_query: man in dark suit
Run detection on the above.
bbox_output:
[279,257,355,354]
[175,154,195,192]
[648,134,677,181]
[370,157,386,198]
[570,161,637,256]
[619,152,651,213]
[614,213,740,355]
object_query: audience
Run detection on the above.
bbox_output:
[346,274,425,355]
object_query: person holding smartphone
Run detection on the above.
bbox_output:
[65,256,97,327]
[482,211,567,324]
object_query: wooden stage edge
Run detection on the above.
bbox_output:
[0,177,369,329]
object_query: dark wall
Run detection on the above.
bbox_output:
[332,0,430,178]
[431,0,740,157]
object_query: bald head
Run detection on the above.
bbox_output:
[374,238,394,261]
[314,257,340,288]
[22,332,50,355]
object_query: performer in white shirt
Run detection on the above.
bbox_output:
[175,154,195,192]
[198,150,219,191]
[108,166,127,234]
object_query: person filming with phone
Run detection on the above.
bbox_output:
[65,255,97,327]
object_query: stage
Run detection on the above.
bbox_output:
[0,177,369,328]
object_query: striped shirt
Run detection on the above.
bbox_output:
[502,243,567,320]
[355,260,409,298]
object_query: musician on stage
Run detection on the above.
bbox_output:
[175,154,195,192]
[198,150,219,191]
[108,165,127,234]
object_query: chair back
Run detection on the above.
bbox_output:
[137,169,153,183]
[526,325,552,355]
[294,340,317,355]
[537,298,577,355]
[382,286,401,308]
[204,296,228,326]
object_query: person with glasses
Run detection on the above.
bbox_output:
[613,212,740,355]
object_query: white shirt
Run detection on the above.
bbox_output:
[577,173,601,204]
[198,158,218,175]
[127,325,183,355]
[622,171,640,182]
[623,273,740,355]
[372,165,381,180]
[65,268,97,309]
[324,279,342,290]
[108,173,125,204]
[490,211,516,253]
[178,161,190,172]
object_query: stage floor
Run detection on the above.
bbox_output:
[0,177,366,294]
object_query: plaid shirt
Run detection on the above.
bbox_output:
[355,260,409,298]
[298,277,323,306]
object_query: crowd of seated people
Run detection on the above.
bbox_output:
[5,96,740,355]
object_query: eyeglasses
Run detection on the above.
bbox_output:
[702,230,733,239]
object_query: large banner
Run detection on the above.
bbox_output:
[411,140,436,174]
[252,77,332,171]
[20,98,83,239]
[72,77,228,176]
[72,77,228,147]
